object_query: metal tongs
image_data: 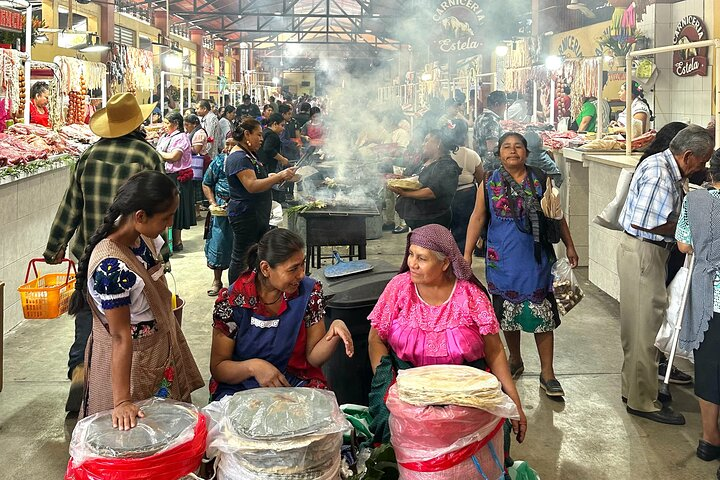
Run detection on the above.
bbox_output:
[278,146,316,188]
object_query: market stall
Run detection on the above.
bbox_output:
[107,42,154,98]
[54,56,107,126]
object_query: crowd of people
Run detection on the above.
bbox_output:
[40,87,720,476]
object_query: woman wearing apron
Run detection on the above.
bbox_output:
[68,171,204,430]
[209,228,354,400]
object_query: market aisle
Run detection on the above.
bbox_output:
[0,225,714,479]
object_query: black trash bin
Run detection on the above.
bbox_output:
[313,260,398,406]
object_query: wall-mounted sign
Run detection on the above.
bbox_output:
[432,0,484,57]
[0,8,23,32]
[558,35,583,59]
[673,15,708,77]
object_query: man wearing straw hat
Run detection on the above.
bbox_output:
[43,93,163,415]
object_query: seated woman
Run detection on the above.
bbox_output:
[209,228,354,400]
[368,224,526,444]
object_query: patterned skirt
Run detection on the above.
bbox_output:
[492,293,561,333]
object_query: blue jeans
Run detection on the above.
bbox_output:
[450,185,478,253]
[68,305,92,379]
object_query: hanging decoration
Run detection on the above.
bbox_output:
[0,49,21,123]
[107,43,154,95]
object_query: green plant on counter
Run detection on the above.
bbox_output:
[346,444,399,480]
[0,154,75,181]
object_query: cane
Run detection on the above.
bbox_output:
[659,253,694,399]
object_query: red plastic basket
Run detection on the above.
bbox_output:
[18,258,76,319]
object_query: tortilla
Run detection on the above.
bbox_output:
[387,176,422,190]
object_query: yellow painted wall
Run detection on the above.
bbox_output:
[32,0,103,63]
[283,72,315,95]
[548,21,611,58]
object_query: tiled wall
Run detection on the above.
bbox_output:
[640,0,715,128]
[587,162,628,300]
[0,166,72,334]
[555,155,589,267]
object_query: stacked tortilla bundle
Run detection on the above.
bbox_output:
[396,365,505,410]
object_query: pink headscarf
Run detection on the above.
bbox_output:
[400,224,488,294]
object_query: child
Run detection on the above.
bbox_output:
[69,171,204,430]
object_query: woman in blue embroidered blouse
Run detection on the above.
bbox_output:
[464,132,578,398]
[203,137,235,296]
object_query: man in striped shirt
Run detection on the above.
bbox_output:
[618,125,713,425]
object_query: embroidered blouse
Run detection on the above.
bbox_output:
[368,272,500,366]
[212,270,325,338]
[88,236,165,337]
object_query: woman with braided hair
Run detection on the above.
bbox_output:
[615,80,654,134]
[68,170,203,429]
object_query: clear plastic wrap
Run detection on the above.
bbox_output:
[387,385,506,480]
[204,388,350,480]
[552,258,584,315]
[66,398,206,480]
[396,365,520,420]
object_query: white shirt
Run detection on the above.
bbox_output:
[451,147,482,187]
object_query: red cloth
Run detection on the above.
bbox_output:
[29,100,50,127]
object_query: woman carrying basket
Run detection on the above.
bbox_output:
[68,171,203,429]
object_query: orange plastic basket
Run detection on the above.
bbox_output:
[18,258,76,319]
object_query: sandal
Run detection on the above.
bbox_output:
[207,281,222,297]
[539,376,565,397]
[510,362,525,380]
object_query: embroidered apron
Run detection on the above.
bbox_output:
[214,276,315,399]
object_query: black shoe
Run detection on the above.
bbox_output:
[539,376,565,397]
[626,405,686,425]
[382,223,396,232]
[392,225,409,234]
[510,362,524,380]
[658,363,693,385]
[697,440,720,461]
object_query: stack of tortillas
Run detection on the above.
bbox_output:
[396,365,505,410]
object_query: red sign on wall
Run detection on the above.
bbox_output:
[0,8,23,32]
[673,15,708,77]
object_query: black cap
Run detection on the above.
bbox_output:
[242,94,251,100]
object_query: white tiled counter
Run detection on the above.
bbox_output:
[584,153,640,300]
[552,148,590,267]
[0,162,72,333]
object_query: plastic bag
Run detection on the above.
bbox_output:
[508,461,541,480]
[270,201,283,227]
[387,385,506,480]
[540,177,563,220]
[655,265,694,363]
[552,259,584,315]
[593,168,633,231]
[66,398,206,480]
[203,388,350,480]
[395,365,520,420]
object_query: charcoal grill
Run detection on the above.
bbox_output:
[297,201,379,273]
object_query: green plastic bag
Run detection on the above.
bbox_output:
[508,460,540,480]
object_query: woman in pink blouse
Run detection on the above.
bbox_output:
[157,112,195,250]
[368,224,526,445]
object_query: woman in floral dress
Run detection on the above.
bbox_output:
[464,132,578,398]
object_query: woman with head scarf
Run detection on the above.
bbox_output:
[464,132,578,398]
[367,224,527,445]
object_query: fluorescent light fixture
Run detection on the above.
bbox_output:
[495,45,509,57]
[421,72,432,81]
[0,0,29,8]
[274,11,282,15]
[272,77,280,85]
[237,15,242,19]
[164,53,182,70]
[545,55,563,70]
[372,13,380,17]
[80,34,109,53]
[365,29,372,33]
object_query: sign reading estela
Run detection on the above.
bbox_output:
[433,0,484,56]
[672,15,708,77]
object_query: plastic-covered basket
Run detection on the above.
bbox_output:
[387,384,506,480]
[65,398,207,480]
[18,258,76,319]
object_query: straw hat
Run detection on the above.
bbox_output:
[89,93,157,139]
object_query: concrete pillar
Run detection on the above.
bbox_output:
[153,10,168,37]
[190,28,204,94]
[98,1,115,96]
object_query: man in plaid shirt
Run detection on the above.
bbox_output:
[617,125,713,425]
[43,93,162,414]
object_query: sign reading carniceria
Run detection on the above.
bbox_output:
[672,15,708,77]
[433,0,485,56]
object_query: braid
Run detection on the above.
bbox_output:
[638,94,655,122]
[67,208,121,315]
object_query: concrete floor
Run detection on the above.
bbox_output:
[0,224,715,479]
